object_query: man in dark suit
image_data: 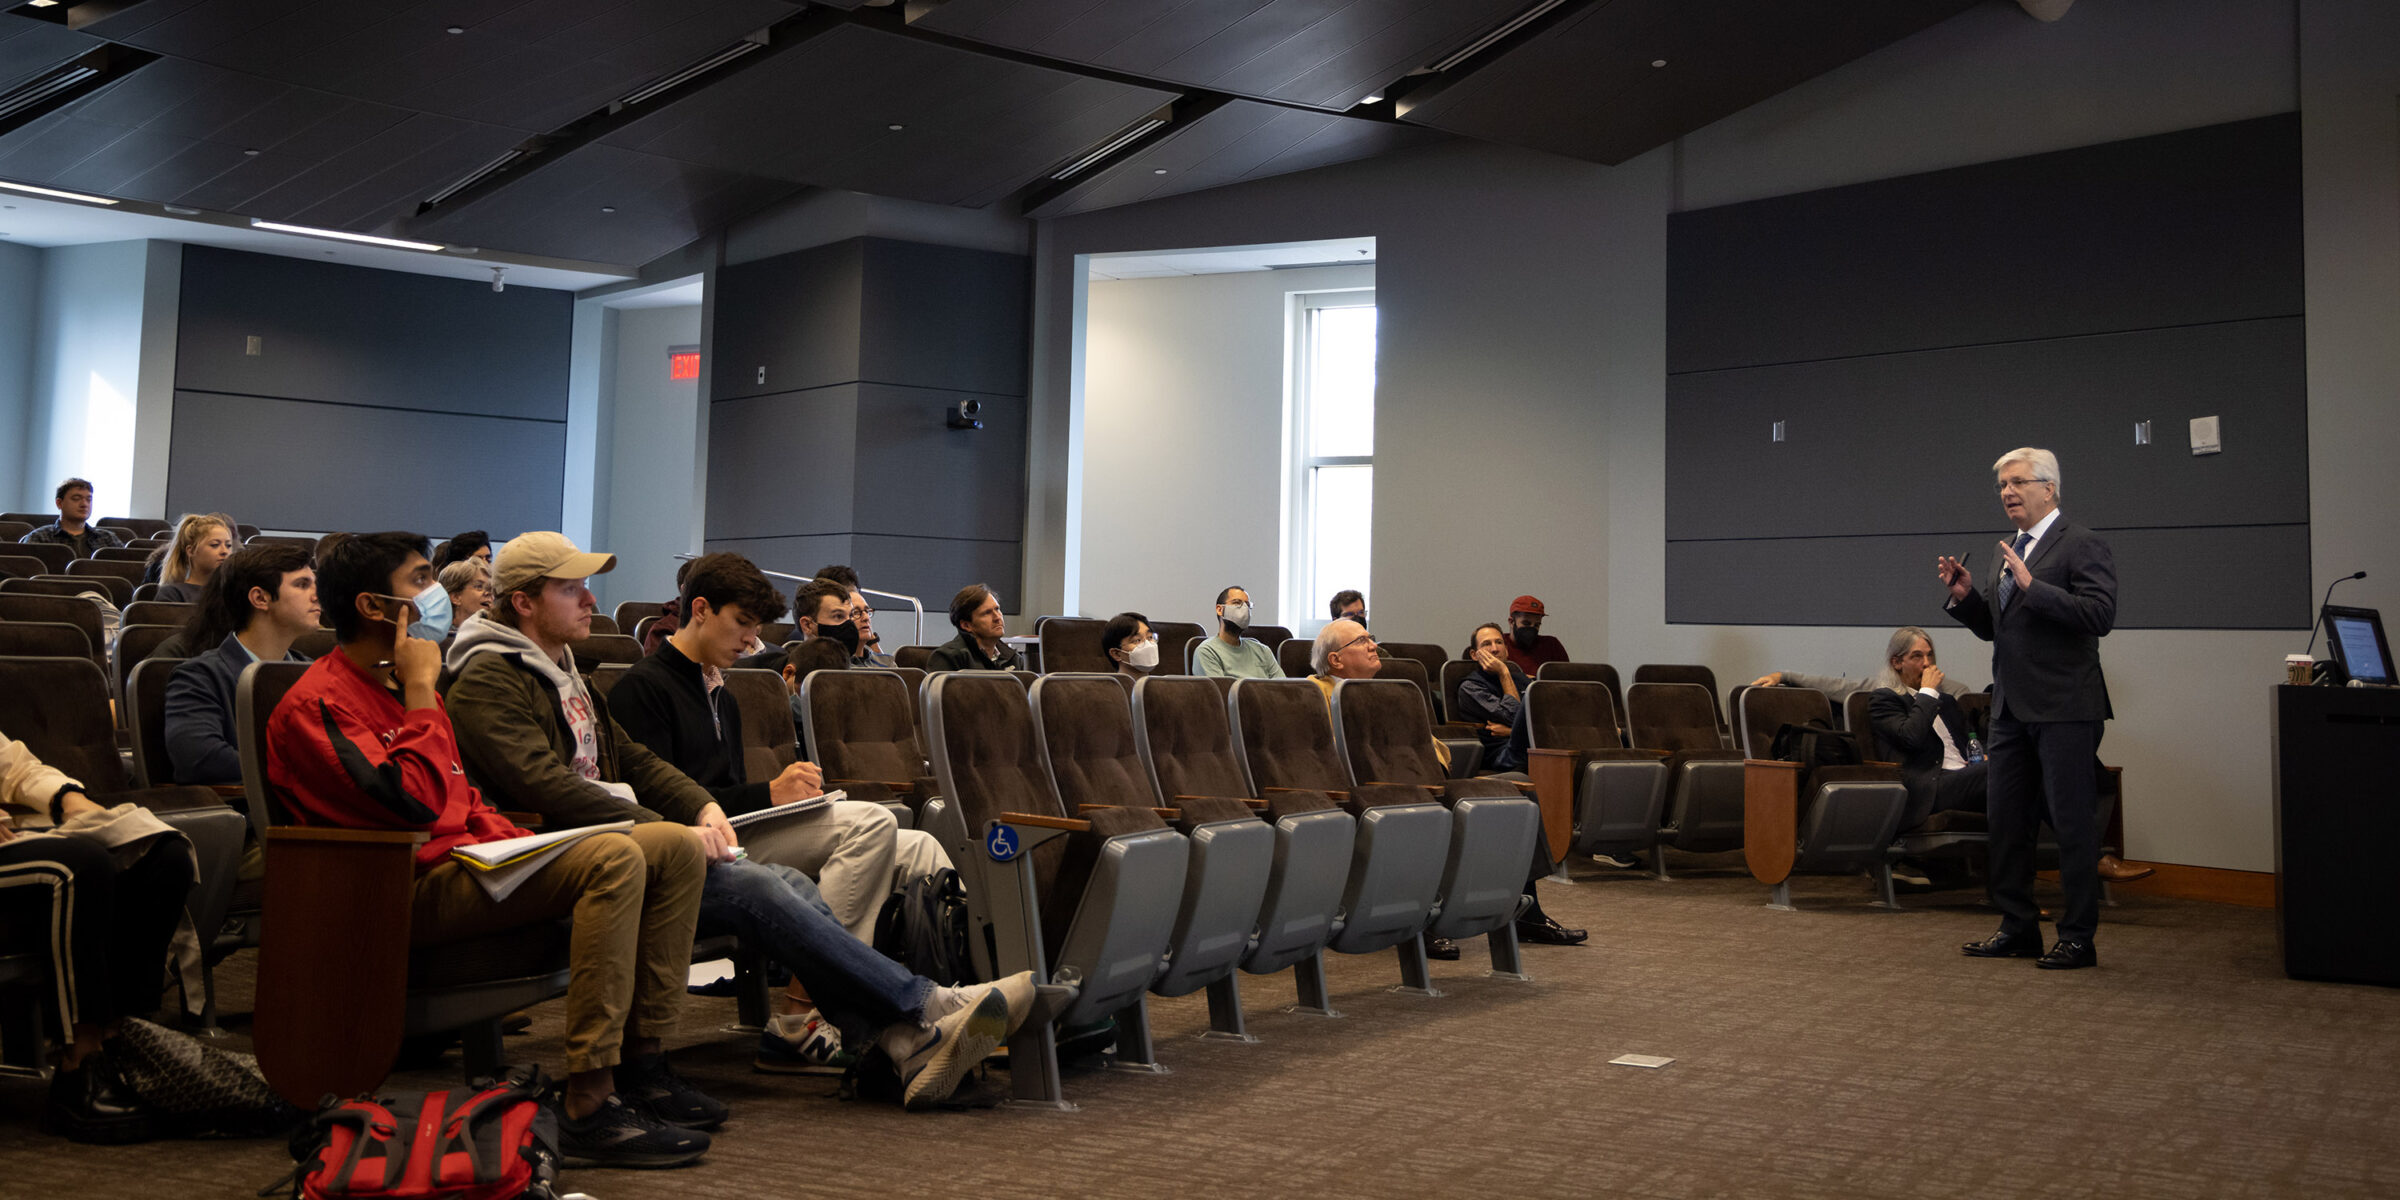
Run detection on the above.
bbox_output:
[1937,447,2117,970]
[1864,628,1987,835]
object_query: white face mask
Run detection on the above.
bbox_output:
[1221,602,1250,630]
[1122,640,1160,670]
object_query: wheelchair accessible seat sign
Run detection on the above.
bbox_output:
[986,823,1022,862]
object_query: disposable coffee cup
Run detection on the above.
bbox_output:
[2285,654,2314,685]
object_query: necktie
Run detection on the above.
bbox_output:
[1994,531,2033,613]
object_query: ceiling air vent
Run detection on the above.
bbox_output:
[0,44,156,137]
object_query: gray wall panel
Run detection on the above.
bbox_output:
[1666,113,2303,373]
[851,383,1025,543]
[1665,317,2309,540]
[167,391,562,535]
[699,535,857,585]
[849,534,1023,622]
[1665,524,2309,630]
[704,386,860,542]
[858,239,1028,395]
[174,245,571,419]
[710,239,864,401]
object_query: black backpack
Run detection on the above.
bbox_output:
[873,866,973,986]
[1771,721,1862,771]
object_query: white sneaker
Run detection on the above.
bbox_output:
[890,988,1010,1109]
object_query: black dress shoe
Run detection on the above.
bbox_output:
[1961,931,2043,958]
[1517,915,1588,946]
[1424,936,1461,961]
[43,1055,154,1144]
[2036,940,2097,970]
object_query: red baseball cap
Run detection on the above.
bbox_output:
[1509,595,1545,615]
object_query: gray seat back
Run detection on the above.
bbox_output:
[236,660,313,840]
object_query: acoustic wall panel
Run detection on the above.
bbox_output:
[857,239,1028,397]
[705,385,863,543]
[1663,115,2306,629]
[166,391,564,536]
[710,239,866,402]
[851,383,1025,543]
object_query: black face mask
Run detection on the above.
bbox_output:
[1511,625,1538,651]
[818,619,861,654]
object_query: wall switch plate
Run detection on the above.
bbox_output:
[1771,420,1786,443]
[2190,415,2222,455]
[245,335,263,356]
[2134,420,2150,445]
[756,366,766,385]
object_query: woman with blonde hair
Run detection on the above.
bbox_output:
[152,513,237,604]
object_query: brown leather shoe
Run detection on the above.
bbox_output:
[2097,854,2154,883]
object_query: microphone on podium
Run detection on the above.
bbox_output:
[2302,571,2368,661]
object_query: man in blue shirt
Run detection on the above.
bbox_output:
[164,543,318,785]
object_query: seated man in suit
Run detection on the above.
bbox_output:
[925,582,1020,672]
[1861,626,2150,885]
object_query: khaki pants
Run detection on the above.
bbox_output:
[740,800,950,942]
[410,823,703,1074]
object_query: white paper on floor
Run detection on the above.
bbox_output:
[689,958,733,988]
[1609,1053,1676,1069]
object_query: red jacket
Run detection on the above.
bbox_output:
[1503,634,1569,677]
[265,649,528,872]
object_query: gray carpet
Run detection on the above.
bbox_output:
[6,854,2399,1198]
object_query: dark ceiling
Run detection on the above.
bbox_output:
[0,0,1987,270]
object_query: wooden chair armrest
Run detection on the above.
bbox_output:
[209,783,247,799]
[832,778,915,795]
[999,811,1090,832]
[1077,803,1179,820]
[1262,785,1350,801]
[1528,747,1576,760]
[500,811,543,830]
[1743,759,1805,774]
[1743,760,1803,886]
[1177,794,1272,811]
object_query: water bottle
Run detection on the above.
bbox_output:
[1967,735,1984,764]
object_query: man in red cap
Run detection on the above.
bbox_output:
[1502,595,1569,675]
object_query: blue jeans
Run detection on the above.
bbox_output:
[698,860,933,1046]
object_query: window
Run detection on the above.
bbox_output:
[1287,290,1375,627]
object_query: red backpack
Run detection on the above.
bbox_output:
[273,1068,558,1200]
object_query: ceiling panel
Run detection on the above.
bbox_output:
[1030,98,1438,217]
[84,0,804,132]
[0,56,522,229]
[1395,0,1981,165]
[407,142,798,264]
[602,23,1179,208]
[0,13,104,93]
[911,0,1525,110]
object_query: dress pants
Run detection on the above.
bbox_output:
[1985,715,2103,944]
[740,800,950,943]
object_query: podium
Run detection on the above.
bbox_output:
[2272,684,2400,986]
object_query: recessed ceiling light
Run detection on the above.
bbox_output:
[445,25,464,34]
[886,123,905,131]
[1151,168,1168,175]
[250,218,444,252]
[26,0,60,7]
[243,148,262,156]
[1651,59,1667,67]
[1360,92,1384,104]
[600,206,616,213]
[163,204,201,215]
[0,179,119,205]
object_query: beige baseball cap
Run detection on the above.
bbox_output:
[493,532,616,595]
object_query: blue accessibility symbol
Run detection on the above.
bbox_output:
[985,823,1021,863]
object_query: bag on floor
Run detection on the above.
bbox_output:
[111,1016,303,1138]
[269,1066,557,1200]
[874,865,973,986]
[1770,721,1862,771]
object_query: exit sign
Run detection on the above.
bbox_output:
[668,348,700,380]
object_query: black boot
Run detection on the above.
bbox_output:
[44,1050,155,1144]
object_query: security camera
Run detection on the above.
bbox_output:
[946,397,984,430]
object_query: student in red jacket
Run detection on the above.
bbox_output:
[265,531,714,1170]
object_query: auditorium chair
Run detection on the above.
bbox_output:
[613,600,667,631]
[1229,678,1452,996]
[8,574,130,609]
[239,661,577,1102]
[234,524,261,541]
[242,534,316,554]
[1037,617,1111,674]
[125,655,186,789]
[99,517,169,539]
[1439,659,1476,726]
[93,546,153,564]
[0,520,31,542]
[1131,675,1351,1031]
[292,628,337,659]
[1275,639,1314,678]
[1375,656,1481,776]
[1634,664,1731,746]
[0,594,107,675]
[760,621,794,646]
[1377,643,1451,719]
[567,632,642,673]
[922,671,1189,1107]
[1330,678,1541,983]
[1623,682,1748,879]
[1147,621,1206,665]
[585,613,619,637]
[1032,675,1271,1025]
[1247,624,1293,650]
[0,656,247,1030]
[0,554,47,580]
[633,615,660,645]
[0,511,51,526]
[121,599,193,629]
[131,582,162,603]
[801,668,937,821]
[1737,687,1909,910]
[1524,680,1670,871]
[66,556,148,592]
[11,543,73,574]
[0,620,89,661]
[1180,634,1205,674]
[113,623,182,722]
[895,644,936,670]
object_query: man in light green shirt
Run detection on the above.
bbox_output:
[1192,585,1282,679]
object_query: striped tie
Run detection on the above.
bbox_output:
[1994,532,2034,612]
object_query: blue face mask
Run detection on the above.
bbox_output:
[408,578,452,642]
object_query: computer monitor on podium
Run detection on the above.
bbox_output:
[2323,604,2393,685]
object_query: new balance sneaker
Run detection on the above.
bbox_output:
[552,1094,710,1170]
[755,1011,854,1075]
[614,1053,729,1130]
[887,988,1011,1110]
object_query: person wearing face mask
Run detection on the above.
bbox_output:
[1328,589,1366,626]
[1102,611,1158,678]
[927,583,1019,672]
[1192,585,1281,680]
[1500,595,1570,676]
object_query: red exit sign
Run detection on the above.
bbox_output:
[668,350,701,380]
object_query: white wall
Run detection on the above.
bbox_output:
[1027,0,2374,872]
[0,240,37,510]
[25,240,152,517]
[587,304,703,611]
[1079,263,1373,628]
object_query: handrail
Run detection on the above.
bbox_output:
[673,553,925,646]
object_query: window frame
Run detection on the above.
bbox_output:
[1283,287,1377,629]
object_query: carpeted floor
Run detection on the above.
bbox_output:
[6,854,2398,1199]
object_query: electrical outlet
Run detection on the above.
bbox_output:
[1771,420,1786,443]
[2190,415,2222,455]
[245,335,263,356]
[2134,420,2150,446]
[756,366,766,385]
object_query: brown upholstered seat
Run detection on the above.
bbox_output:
[0,621,89,660]
[1146,621,1206,668]
[1037,617,1111,674]
[1276,639,1313,678]
[1635,663,1728,742]
[120,600,193,629]
[567,632,642,672]
[805,669,937,801]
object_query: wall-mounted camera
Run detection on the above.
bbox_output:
[946,397,984,430]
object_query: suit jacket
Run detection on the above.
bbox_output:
[1947,516,2116,723]
[1867,686,1972,820]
